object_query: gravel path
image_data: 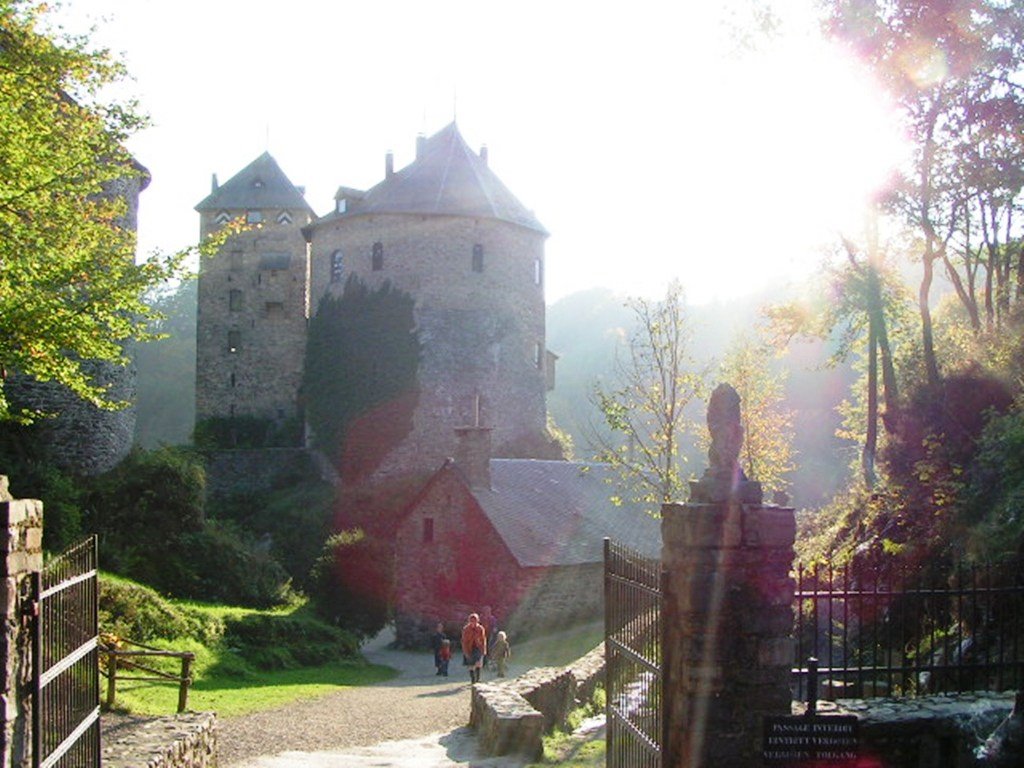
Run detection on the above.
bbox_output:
[221,630,525,768]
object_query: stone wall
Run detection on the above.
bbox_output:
[203,448,316,499]
[309,214,549,480]
[196,208,311,425]
[661,500,796,768]
[0,478,43,768]
[101,712,217,768]
[5,360,136,476]
[469,643,606,760]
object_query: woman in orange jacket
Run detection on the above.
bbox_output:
[461,612,487,684]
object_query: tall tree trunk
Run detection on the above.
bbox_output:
[920,249,941,388]
[863,317,878,488]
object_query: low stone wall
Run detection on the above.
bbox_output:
[470,643,606,759]
[816,692,1014,767]
[101,712,217,768]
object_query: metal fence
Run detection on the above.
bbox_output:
[793,562,1024,701]
[32,537,100,768]
[604,538,663,768]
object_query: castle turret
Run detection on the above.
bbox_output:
[194,152,314,436]
[305,123,552,478]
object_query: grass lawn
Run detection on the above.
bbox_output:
[110,656,396,717]
[102,589,396,717]
[103,576,604,720]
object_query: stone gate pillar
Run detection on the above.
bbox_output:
[0,476,43,768]
[661,384,795,767]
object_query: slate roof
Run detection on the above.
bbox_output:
[470,460,661,568]
[312,122,547,235]
[195,152,313,213]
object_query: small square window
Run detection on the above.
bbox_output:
[246,210,264,224]
[266,301,284,318]
[472,244,484,273]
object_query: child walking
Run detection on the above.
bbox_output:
[438,638,451,677]
[490,630,511,677]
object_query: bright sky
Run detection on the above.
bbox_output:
[57,0,906,305]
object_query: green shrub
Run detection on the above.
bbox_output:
[310,528,390,640]
[193,416,301,449]
[223,611,359,670]
[99,575,221,645]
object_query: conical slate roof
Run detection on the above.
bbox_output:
[317,123,546,234]
[195,152,312,213]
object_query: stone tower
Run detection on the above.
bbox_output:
[194,153,313,432]
[305,122,551,478]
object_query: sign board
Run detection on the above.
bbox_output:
[763,715,860,765]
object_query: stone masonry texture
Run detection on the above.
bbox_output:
[661,500,796,768]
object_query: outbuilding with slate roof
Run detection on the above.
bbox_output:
[392,435,660,646]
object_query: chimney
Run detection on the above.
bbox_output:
[479,145,488,166]
[385,150,394,178]
[454,395,491,489]
[416,134,426,159]
[211,173,219,192]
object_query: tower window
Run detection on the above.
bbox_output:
[472,244,484,273]
[229,289,243,311]
[228,330,241,353]
[330,250,344,283]
[276,210,293,225]
[246,210,264,224]
[372,242,384,271]
[214,210,231,225]
[230,372,236,387]
[423,517,434,543]
[229,250,243,270]
[266,301,284,318]
[534,258,543,286]
[534,342,543,369]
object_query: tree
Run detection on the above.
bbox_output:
[592,281,706,508]
[719,334,794,497]
[768,225,912,488]
[302,276,420,478]
[826,0,1024,385]
[0,2,193,422]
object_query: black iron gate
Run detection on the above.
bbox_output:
[32,537,100,768]
[604,538,663,768]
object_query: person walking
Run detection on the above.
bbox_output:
[461,613,487,684]
[490,630,511,677]
[438,638,452,677]
[430,622,447,676]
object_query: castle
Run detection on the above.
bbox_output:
[194,123,556,479]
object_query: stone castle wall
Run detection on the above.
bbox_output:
[309,214,548,476]
[195,212,311,425]
[5,172,146,476]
